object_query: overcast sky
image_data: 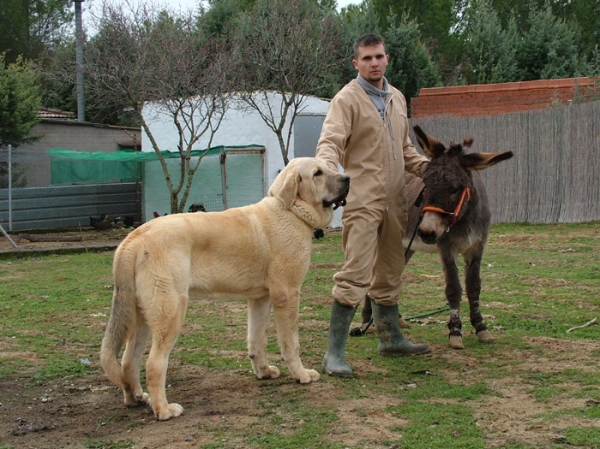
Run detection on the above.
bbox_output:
[82,0,363,36]
[169,0,363,12]
[83,0,362,19]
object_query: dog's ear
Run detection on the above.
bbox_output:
[269,166,299,209]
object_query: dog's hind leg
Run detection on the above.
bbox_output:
[271,287,320,384]
[144,292,188,421]
[121,319,151,407]
[247,297,280,380]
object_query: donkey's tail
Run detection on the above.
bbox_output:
[99,245,137,389]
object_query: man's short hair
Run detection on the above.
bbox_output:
[354,34,385,59]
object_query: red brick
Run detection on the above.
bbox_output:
[411,77,595,117]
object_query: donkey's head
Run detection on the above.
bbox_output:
[413,126,513,244]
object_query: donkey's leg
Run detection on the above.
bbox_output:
[464,246,493,343]
[440,250,464,349]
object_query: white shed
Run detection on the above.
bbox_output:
[141,92,343,227]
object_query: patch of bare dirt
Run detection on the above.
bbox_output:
[1,336,599,448]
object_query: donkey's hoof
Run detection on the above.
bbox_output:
[477,330,494,343]
[449,335,465,349]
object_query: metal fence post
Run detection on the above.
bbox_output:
[220,147,228,210]
[7,144,12,231]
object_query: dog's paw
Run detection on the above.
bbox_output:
[296,368,320,384]
[125,391,149,407]
[156,403,184,421]
[264,365,281,379]
[255,365,281,380]
[137,392,150,404]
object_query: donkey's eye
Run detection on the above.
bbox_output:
[314,169,323,177]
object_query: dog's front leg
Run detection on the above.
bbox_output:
[271,289,320,384]
[248,297,280,380]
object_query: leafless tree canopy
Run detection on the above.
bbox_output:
[232,0,347,165]
[85,1,235,213]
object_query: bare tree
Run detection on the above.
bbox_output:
[232,0,346,166]
[85,1,233,213]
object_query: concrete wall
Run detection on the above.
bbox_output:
[13,120,141,187]
[411,77,597,118]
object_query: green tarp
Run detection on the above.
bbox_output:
[47,145,262,185]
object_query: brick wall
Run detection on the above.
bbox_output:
[410,77,597,117]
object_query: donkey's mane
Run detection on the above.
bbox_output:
[447,143,465,156]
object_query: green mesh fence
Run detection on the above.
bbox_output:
[47,147,231,185]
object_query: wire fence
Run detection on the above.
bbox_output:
[0,146,141,231]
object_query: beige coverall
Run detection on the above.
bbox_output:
[316,79,428,307]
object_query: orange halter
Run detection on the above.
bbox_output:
[421,187,471,230]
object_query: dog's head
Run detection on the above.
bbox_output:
[269,157,350,228]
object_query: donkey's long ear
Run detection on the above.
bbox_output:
[461,151,514,171]
[269,164,300,209]
[413,126,446,159]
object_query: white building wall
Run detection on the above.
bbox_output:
[142,93,344,227]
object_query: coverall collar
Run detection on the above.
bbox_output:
[357,75,392,121]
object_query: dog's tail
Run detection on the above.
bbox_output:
[99,243,138,389]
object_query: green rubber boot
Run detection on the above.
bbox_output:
[370,298,430,356]
[323,299,356,377]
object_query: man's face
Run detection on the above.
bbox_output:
[352,43,389,88]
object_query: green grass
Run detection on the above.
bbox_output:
[1,222,599,448]
[0,252,114,380]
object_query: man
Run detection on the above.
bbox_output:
[316,33,430,378]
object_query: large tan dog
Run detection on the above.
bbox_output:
[100,157,350,421]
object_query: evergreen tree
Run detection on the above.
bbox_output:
[383,13,441,108]
[463,0,518,84]
[0,54,41,147]
[0,54,42,188]
[371,0,463,84]
[551,0,600,61]
[337,0,383,85]
[0,0,73,64]
[516,5,587,80]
